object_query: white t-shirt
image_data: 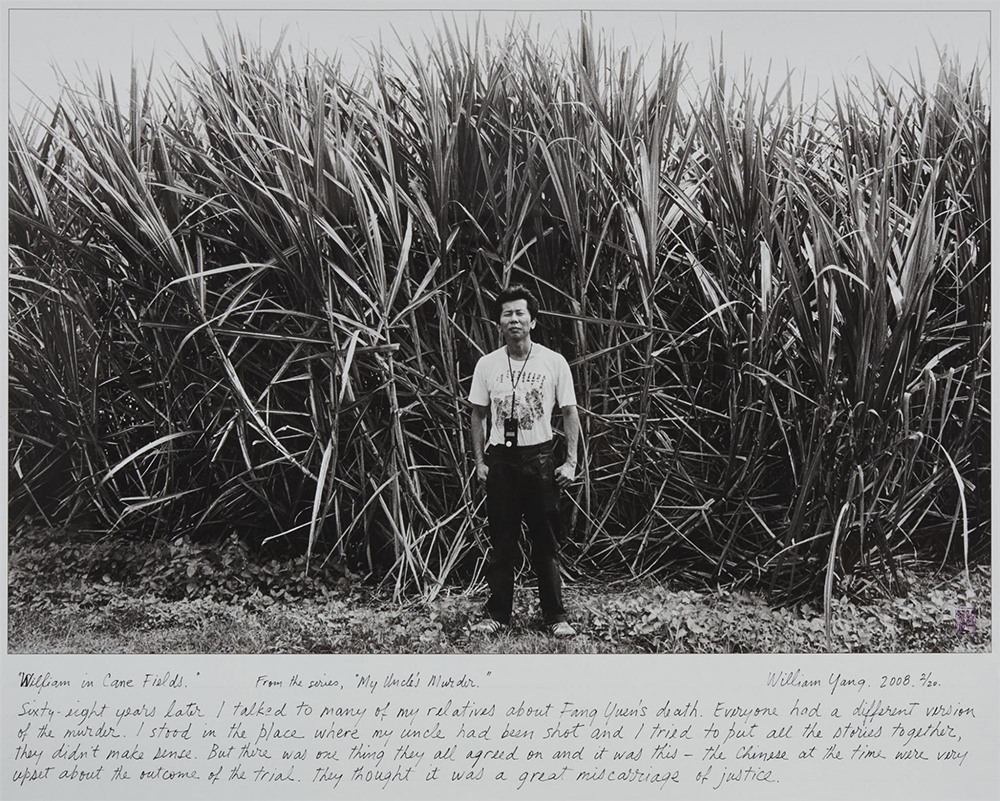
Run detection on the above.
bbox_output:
[468,343,577,447]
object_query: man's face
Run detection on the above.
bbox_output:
[499,299,535,341]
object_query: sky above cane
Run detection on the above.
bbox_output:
[7,6,992,117]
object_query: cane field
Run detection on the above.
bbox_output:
[7,18,991,653]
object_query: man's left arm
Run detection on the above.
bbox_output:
[555,404,580,488]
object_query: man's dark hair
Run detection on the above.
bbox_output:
[495,284,540,322]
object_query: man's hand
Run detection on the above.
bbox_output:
[554,461,576,488]
[471,404,489,484]
[558,405,581,490]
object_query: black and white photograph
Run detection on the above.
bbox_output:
[7,5,992,661]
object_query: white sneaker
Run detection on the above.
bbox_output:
[472,618,505,635]
[549,621,576,638]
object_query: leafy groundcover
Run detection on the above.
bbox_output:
[7,526,990,655]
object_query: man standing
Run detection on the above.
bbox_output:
[468,284,580,638]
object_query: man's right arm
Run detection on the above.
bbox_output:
[471,404,489,481]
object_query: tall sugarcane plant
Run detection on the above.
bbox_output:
[8,18,989,602]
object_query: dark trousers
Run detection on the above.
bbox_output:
[484,441,567,625]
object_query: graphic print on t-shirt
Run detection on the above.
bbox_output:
[494,386,545,429]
